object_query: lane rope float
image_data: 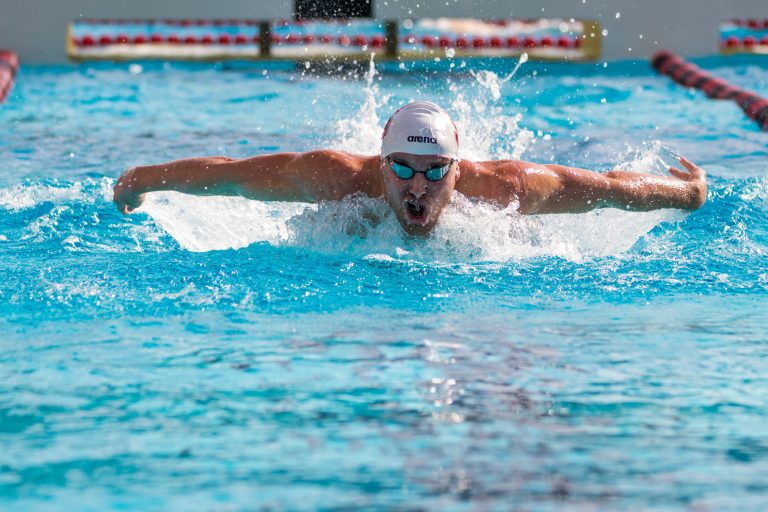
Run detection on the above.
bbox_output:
[651,49,768,131]
[0,50,19,103]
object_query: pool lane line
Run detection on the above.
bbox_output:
[0,50,19,103]
[651,49,768,132]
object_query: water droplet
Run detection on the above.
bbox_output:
[615,12,621,19]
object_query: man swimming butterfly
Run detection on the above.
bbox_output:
[113,101,706,236]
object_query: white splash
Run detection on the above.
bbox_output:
[140,186,681,262]
[143,193,305,252]
[469,52,528,102]
[614,140,682,174]
[450,58,535,161]
[133,63,683,261]
[0,178,113,211]
[331,54,391,155]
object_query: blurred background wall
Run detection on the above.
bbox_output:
[0,0,765,63]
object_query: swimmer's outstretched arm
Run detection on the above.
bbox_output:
[113,151,376,213]
[514,157,707,214]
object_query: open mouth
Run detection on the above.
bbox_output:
[405,199,427,222]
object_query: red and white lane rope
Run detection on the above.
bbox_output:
[0,50,19,103]
[652,50,768,131]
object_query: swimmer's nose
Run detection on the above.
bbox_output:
[407,173,428,198]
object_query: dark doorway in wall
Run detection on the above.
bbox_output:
[294,0,372,19]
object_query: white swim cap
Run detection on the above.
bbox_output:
[381,101,459,159]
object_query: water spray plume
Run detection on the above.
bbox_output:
[332,53,390,155]
[135,56,681,261]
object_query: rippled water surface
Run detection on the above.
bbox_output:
[1,55,768,510]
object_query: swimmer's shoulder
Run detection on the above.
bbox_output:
[352,154,384,198]
[462,158,543,177]
[456,159,529,204]
[299,150,382,199]
[463,158,525,174]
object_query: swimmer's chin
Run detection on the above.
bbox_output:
[398,215,437,237]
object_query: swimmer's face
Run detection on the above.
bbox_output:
[380,152,460,236]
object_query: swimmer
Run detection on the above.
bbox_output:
[114,101,707,236]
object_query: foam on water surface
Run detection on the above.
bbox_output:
[137,58,684,261]
[142,188,683,262]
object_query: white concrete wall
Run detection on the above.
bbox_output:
[1,0,766,63]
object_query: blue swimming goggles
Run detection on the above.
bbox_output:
[387,157,455,181]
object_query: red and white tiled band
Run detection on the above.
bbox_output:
[721,36,768,48]
[70,33,582,50]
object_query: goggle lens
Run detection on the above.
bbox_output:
[389,159,452,181]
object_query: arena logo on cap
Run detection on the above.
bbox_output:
[407,135,438,144]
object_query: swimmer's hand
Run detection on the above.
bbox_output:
[668,156,707,209]
[113,168,146,214]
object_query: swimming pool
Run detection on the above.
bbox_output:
[1,55,768,510]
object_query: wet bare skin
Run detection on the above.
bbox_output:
[380,153,460,236]
[114,150,706,235]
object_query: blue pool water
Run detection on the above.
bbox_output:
[1,55,768,510]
